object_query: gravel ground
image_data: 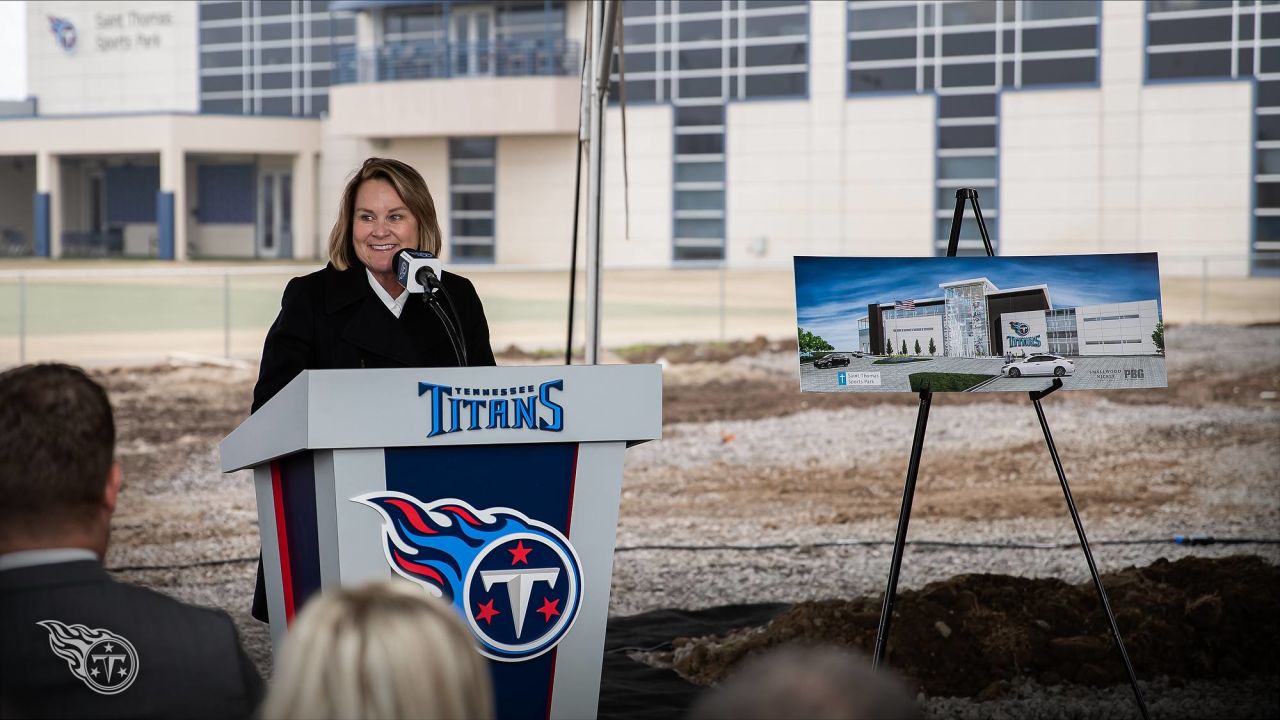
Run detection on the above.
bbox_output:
[87,324,1279,718]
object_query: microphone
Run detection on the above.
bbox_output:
[395,249,443,294]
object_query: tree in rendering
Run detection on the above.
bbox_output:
[797,327,834,354]
[1152,321,1165,353]
[929,337,936,355]
[901,339,908,355]
[914,339,922,355]
[885,338,893,355]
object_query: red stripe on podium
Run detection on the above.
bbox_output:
[271,460,296,624]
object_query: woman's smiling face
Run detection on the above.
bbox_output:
[352,177,419,278]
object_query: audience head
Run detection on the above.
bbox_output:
[262,579,495,720]
[688,644,922,720]
[0,363,121,556]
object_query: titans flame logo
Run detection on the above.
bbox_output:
[48,16,77,53]
[1009,321,1031,337]
[353,493,583,662]
[37,620,139,695]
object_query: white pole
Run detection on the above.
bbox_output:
[584,0,618,365]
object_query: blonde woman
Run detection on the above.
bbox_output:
[248,157,496,622]
[261,580,494,720]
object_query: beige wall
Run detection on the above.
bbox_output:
[383,137,451,256]
[602,104,673,267]
[28,1,198,115]
[0,158,36,250]
[495,135,578,267]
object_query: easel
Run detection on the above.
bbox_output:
[869,189,1151,720]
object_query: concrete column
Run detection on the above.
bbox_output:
[292,151,317,259]
[35,150,61,258]
[160,145,186,259]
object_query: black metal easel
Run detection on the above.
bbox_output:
[869,188,1150,720]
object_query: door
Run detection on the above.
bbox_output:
[450,5,495,77]
[257,170,293,259]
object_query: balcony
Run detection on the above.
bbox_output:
[334,39,581,85]
[327,38,583,138]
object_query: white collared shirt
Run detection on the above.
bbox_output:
[366,268,409,318]
[0,548,98,572]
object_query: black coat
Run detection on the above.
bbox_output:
[0,560,263,719]
[251,262,496,412]
[250,263,497,621]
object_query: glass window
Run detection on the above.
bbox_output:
[675,244,724,261]
[939,124,997,149]
[675,105,724,126]
[201,50,243,70]
[745,42,806,67]
[310,44,332,62]
[1023,0,1100,20]
[260,0,292,17]
[941,62,995,88]
[1146,16,1232,46]
[939,93,996,118]
[621,79,656,102]
[262,47,294,66]
[1021,57,1095,86]
[849,66,915,93]
[200,25,243,45]
[1258,149,1280,175]
[1257,183,1280,209]
[451,138,497,159]
[942,1,997,27]
[678,76,723,98]
[849,5,917,33]
[261,96,293,115]
[1147,50,1231,80]
[308,69,331,88]
[745,14,806,38]
[938,186,997,209]
[678,48,722,70]
[1022,25,1098,54]
[623,1,658,18]
[674,219,724,238]
[452,192,495,211]
[452,244,495,261]
[450,164,495,185]
[452,218,495,237]
[621,51,656,73]
[675,133,725,154]
[1262,47,1280,74]
[1239,48,1254,77]
[201,74,243,93]
[849,37,917,63]
[1148,0,1231,12]
[678,0,721,14]
[1256,217,1280,243]
[675,162,725,183]
[260,21,294,42]
[1262,82,1280,109]
[200,1,241,22]
[938,156,996,179]
[201,98,243,114]
[942,31,995,57]
[744,72,805,97]
[623,23,656,45]
[261,71,293,90]
[675,191,725,211]
[311,94,329,116]
[679,19,722,42]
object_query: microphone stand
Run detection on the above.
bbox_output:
[418,270,467,367]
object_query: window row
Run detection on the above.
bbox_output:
[849,56,1095,92]
[848,0,1097,34]
[616,41,806,73]
[200,19,355,45]
[848,25,1097,62]
[621,12,807,45]
[612,71,805,102]
[449,139,497,263]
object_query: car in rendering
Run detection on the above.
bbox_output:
[1002,353,1075,378]
[814,354,851,369]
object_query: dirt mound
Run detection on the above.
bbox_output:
[667,556,1279,699]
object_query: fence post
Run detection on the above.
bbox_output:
[1201,256,1209,323]
[18,274,26,363]
[223,272,231,359]
[719,261,726,342]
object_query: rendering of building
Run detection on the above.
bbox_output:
[0,1,1275,275]
[857,276,1160,358]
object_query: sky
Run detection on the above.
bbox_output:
[0,1,26,100]
[794,253,1163,350]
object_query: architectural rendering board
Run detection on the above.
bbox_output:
[794,253,1167,394]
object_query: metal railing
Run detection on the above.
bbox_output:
[334,38,581,85]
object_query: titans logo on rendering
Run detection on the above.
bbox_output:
[48,16,77,53]
[37,620,139,695]
[1009,321,1031,337]
[353,493,583,662]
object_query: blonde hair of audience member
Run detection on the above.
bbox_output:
[261,580,494,720]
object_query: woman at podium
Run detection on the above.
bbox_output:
[248,157,496,622]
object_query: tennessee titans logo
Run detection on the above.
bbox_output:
[1009,321,1031,337]
[48,16,77,53]
[37,620,139,695]
[354,493,583,662]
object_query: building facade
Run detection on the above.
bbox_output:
[0,0,1275,276]
[859,276,1160,357]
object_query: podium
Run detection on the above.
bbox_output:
[220,365,662,719]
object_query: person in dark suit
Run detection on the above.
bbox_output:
[0,364,264,719]
[250,157,496,622]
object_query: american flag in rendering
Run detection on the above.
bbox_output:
[894,299,916,311]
